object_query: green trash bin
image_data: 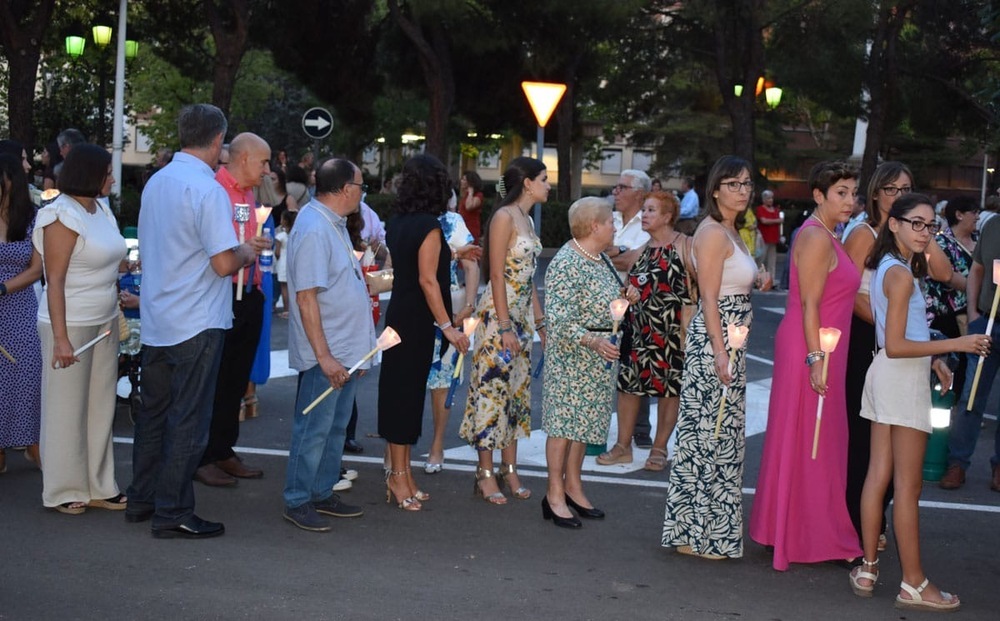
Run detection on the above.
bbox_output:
[923,385,955,482]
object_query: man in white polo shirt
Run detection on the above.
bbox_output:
[126,104,263,539]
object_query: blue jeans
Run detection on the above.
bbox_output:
[950,316,1000,469]
[283,366,359,509]
[127,330,224,527]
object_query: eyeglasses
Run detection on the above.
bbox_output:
[880,185,912,196]
[895,216,940,234]
[721,180,754,193]
[613,183,636,192]
[346,182,369,192]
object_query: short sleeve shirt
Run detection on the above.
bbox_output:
[139,152,239,346]
[973,215,1000,315]
[286,199,377,371]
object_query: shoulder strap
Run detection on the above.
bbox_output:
[599,252,626,288]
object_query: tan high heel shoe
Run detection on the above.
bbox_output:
[405,468,429,501]
[498,463,531,499]
[385,469,421,511]
[473,467,507,505]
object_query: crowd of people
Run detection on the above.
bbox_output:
[4,104,1000,612]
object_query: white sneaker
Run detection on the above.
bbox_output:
[341,468,358,481]
[333,478,352,492]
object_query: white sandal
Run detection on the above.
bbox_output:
[849,558,878,597]
[895,578,960,612]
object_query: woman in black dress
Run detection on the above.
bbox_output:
[378,155,471,511]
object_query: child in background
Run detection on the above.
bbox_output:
[274,210,296,319]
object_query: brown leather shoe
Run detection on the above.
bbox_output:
[216,455,263,479]
[991,465,1000,492]
[194,463,237,487]
[939,464,966,490]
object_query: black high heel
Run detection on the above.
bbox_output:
[541,495,581,529]
[565,494,605,519]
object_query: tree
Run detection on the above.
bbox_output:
[0,0,57,145]
[204,0,253,117]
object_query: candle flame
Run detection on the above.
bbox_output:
[818,327,842,353]
[40,189,61,201]
[377,327,402,349]
[463,317,481,334]
[609,298,630,321]
[726,324,749,349]
[254,206,273,236]
[993,259,1000,285]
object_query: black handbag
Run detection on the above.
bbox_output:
[600,253,633,362]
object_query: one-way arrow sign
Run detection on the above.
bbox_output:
[301,107,334,139]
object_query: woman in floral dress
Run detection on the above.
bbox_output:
[542,197,637,527]
[460,157,548,505]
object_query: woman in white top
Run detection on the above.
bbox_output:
[662,155,758,559]
[849,193,980,611]
[33,144,127,515]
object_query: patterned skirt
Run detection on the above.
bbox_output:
[661,294,752,558]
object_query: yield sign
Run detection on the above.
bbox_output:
[521,81,567,128]
[301,107,334,139]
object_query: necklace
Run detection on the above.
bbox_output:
[810,213,836,237]
[572,238,602,262]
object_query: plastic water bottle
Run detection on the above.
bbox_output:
[259,229,274,272]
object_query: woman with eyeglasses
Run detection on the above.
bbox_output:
[848,193,979,611]
[840,162,953,548]
[662,155,758,559]
[749,161,863,570]
[33,144,128,515]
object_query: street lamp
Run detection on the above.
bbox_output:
[733,77,783,109]
[64,25,137,147]
[520,80,567,237]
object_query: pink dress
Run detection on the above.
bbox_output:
[748,219,863,570]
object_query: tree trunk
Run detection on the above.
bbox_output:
[204,0,252,119]
[556,83,573,203]
[0,0,57,147]
[860,2,913,187]
[387,0,454,160]
[712,0,765,167]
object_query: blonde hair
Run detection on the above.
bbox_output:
[568,196,612,238]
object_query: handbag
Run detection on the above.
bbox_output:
[599,253,633,361]
[364,268,394,295]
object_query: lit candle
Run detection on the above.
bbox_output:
[302,327,402,414]
[254,205,273,236]
[714,324,750,438]
[445,317,481,408]
[234,203,250,301]
[606,298,630,370]
[811,327,842,459]
[966,260,1000,411]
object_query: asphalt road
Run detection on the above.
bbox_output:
[2,255,999,620]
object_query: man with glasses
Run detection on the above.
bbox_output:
[195,132,273,487]
[942,209,1000,493]
[676,177,700,235]
[605,169,654,449]
[282,159,372,531]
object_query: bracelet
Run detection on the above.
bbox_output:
[439,321,453,331]
[499,327,513,335]
[805,351,826,366]
[498,318,512,330]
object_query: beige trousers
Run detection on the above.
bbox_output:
[39,317,120,507]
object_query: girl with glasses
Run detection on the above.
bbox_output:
[849,193,982,611]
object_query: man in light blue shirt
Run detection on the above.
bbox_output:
[677,176,700,235]
[127,104,261,539]
[283,158,376,532]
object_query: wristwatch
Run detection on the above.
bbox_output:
[617,245,628,256]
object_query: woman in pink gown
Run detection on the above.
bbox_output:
[749,161,863,570]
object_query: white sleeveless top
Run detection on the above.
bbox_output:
[692,229,756,296]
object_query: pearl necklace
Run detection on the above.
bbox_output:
[572,238,602,262]
[810,213,836,237]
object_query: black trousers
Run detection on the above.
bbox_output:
[201,285,264,465]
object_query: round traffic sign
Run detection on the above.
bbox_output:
[301,107,334,140]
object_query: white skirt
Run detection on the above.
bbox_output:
[860,350,933,433]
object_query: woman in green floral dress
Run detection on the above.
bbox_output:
[542,197,636,528]
[460,157,548,505]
